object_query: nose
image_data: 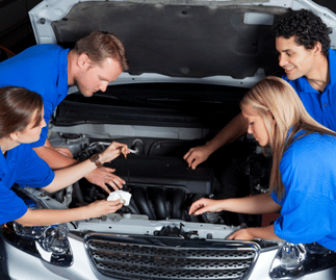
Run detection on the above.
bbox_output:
[41,118,47,128]
[99,82,108,93]
[278,53,287,68]
[247,125,253,134]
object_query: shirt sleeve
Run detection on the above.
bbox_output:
[274,192,336,244]
[15,145,55,188]
[271,191,285,206]
[274,142,336,244]
[0,182,27,225]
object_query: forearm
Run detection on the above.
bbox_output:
[33,145,78,169]
[221,193,281,214]
[228,225,283,241]
[15,207,90,227]
[43,141,125,193]
[248,225,282,240]
[43,159,97,193]
[190,193,281,216]
[205,113,248,153]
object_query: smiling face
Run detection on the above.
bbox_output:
[74,56,123,97]
[14,107,46,144]
[241,104,271,147]
[276,36,316,81]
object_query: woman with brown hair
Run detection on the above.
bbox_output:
[0,86,127,226]
[189,76,336,251]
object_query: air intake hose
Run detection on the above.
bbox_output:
[133,187,156,220]
[152,188,167,220]
[171,189,185,219]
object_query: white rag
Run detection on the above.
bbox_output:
[107,190,132,206]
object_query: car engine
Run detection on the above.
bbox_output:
[33,124,270,230]
[47,134,216,223]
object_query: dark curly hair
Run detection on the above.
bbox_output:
[274,9,331,57]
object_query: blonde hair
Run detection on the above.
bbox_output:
[240,76,336,197]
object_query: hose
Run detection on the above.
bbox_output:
[152,188,167,220]
[171,189,185,219]
[133,187,156,220]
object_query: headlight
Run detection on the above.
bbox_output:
[0,188,73,267]
[270,242,336,279]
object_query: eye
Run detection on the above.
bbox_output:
[249,122,254,126]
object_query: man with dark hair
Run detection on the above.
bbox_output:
[184,9,335,169]
[274,9,331,57]
[274,9,335,130]
[0,31,129,193]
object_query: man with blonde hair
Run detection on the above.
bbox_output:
[0,31,129,193]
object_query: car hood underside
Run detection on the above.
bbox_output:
[52,1,285,78]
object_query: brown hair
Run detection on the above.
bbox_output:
[74,31,129,71]
[240,77,336,197]
[0,86,43,139]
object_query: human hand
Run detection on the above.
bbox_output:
[183,145,212,169]
[226,228,256,241]
[85,167,126,193]
[99,141,129,163]
[87,199,123,218]
[54,147,74,158]
[188,198,223,216]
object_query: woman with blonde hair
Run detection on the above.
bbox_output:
[189,76,336,250]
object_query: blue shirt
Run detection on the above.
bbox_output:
[272,131,336,251]
[0,44,69,147]
[0,145,54,225]
[284,49,336,131]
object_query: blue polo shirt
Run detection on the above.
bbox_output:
[0,44,69,147]
[284,49,336,131]
[0,144,54,225]
[272,130,336,251]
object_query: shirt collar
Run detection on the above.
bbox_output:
[291,48,335,94]
[0,149,9,179]
[285,127,306,147]
[328,48,336,87]
[57,48,70,98]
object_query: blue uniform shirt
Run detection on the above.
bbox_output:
[0,145,54,225]
[272,130,336,251]
[0,44,69,147]
[284,49,336,131]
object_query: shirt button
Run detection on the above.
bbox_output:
[324,104,327,107]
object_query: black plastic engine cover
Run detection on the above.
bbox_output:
[106,155,214,195]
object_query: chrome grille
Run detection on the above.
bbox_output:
[86,234,258,280]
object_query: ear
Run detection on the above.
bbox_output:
[77,53,92,70]
[8,132,19,142]
[313,41,323,55]
[268,111,276,126]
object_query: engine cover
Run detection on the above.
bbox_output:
[106,155,214,195]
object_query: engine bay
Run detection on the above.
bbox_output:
[24,84,272,236]
[49,134,217,224]
[33,127,270,231]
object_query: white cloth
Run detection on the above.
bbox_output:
[107,190,132,206]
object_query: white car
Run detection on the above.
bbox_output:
[1,0,336,279]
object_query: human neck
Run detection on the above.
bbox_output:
[0,137,19,154]
[306,54,329,92]
[67,50,76,86]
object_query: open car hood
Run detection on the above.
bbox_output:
[29,0,336,87]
